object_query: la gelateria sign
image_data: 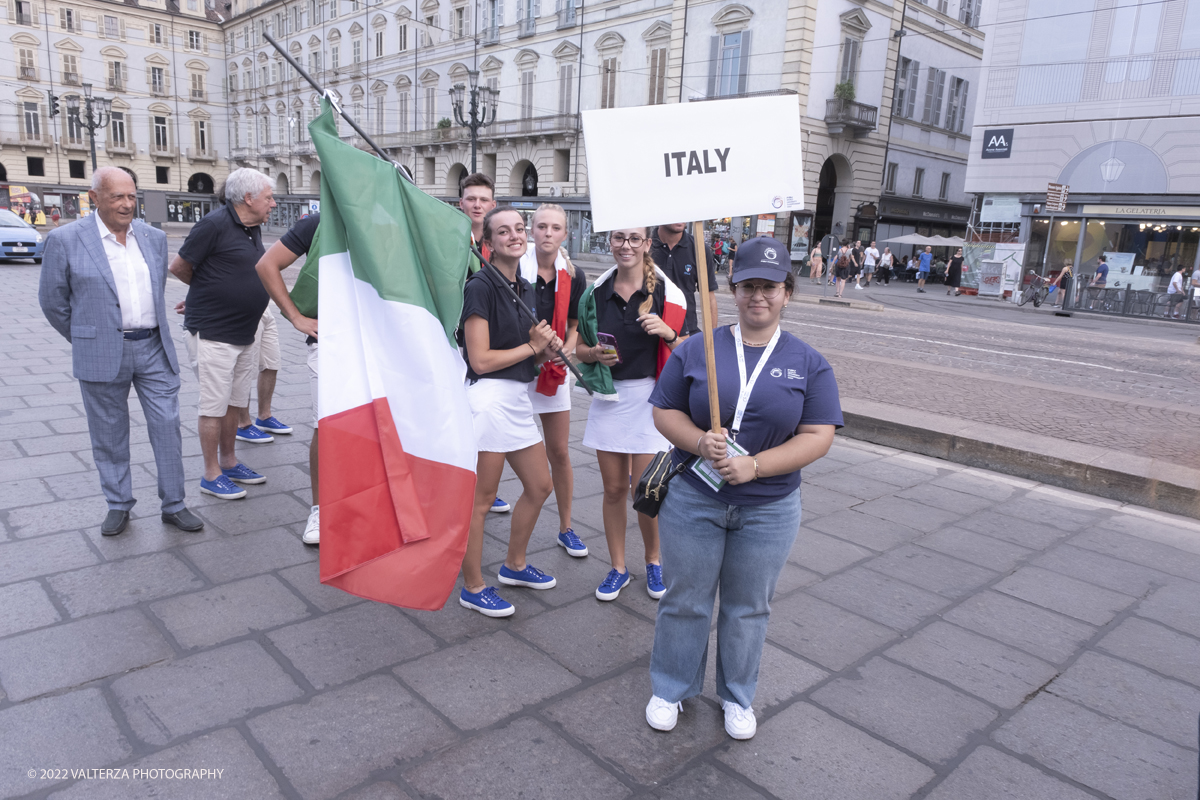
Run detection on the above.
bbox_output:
[1081,205,1200,219]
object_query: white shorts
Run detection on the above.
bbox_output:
[185,333,256,417]
[255,308,281,371]
[467,378,542,453]
[307,341,319,428]
[582,377,668,454]
[528,373,572,415]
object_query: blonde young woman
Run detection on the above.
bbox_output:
[519,204,590,558]
[458,207,563,617]
[576,227,687,602]
[808,244,824,284]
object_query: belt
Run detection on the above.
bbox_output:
[122,327,158,341]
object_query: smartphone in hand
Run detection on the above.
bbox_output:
[596,332,622,365]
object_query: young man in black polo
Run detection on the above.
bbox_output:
[169,168,275,500]
[650,222,718,335]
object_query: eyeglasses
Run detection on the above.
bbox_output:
[609,234,646,248]
[734,283,784,299]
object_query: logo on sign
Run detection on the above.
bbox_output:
[981,128,1014,159]
[772,196,783,209]
[770,368,783,378]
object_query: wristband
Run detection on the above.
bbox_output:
[666,330,679,344]
[753,458,760,480]
[528,342,537,356]
[697,435,705,455]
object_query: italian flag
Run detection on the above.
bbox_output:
[291,101,477,610]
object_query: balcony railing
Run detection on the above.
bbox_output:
[8,131,48,146]
[824,97,878,135]
[62,137,89,151]
[692,88,799,103]
[191,88,206,101]
[19,66,37,80]
[481,25,499,44]
[107,141,133,154]
[557,6,577,29]
[187,147,218,161]
[16,11,33,25]
[373,113,579,149]
[151,83,167,96]
[293,141,315,157]
[149,143,176,157]
[62,72,80,85]
[229,146,254,160]
[107,78,124,92]
[517,16,537,37]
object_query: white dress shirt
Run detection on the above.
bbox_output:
[96,212,157,330]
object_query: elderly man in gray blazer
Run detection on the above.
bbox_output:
[38,167,203,536]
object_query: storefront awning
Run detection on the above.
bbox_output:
[882,233,966,246]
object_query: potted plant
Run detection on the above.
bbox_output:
[834,81,856,103]
[437,117,452,140]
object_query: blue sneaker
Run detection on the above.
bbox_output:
[596,568,631,601]
[557,529,588,557]
[459,586,515,617]
[646,563,665,600]
[490,497,511,513]
[255,416,293,435]
[236,425,274,443]
[221,463,266,485]
[200,474,247,500]
[497,563,557,590]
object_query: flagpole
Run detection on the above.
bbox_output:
[470,246,593,395]
[263,33,413,183]
[692,221,721,434]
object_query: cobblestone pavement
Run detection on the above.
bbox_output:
[2,258,1200,799]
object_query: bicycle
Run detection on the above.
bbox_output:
[1016,273,1050,307]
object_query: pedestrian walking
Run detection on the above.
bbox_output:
[169,167,275,501]
[945,247,964,296]
[808,243,823,284]
[38,166,202,536]
[1086,254,1109,309]
[577,226,686,604]
[519,204,590,559]
[458,207,561,618]
[651,222,718,334]
[644,236,842,740]
[860,241,879,288]
[917,246,933,292]
[254,212,322,544]
[877,247,893,286]
[850,241,865,290]
[1166,264,1189,318]
[833,244,851,298]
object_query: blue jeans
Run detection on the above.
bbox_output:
[650,476,801,709]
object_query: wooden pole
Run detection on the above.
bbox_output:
[693,220,722,433]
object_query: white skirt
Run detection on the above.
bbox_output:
[528,372,572,414]
[467,378,543,453]
[582,377,669,454]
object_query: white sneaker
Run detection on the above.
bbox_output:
[645,695,682,731]
[302,505,320,545]
[854,284,863,290]
[722,699,756,740]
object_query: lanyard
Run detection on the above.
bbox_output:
[730,324,782,438]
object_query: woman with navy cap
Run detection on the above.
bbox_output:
[644,236,843,740]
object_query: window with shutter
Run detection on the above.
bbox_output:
[558,63,573,114]
[398,91,409,132]
[715,32,744,97]
[884,162,898,194]
[424,86,436,128]
[399,25,408,51]
[600,57,617,109]
[648,47,666,104]
[520,70,534,118]
[23,102,41,137]
[111,112,126,148]
[375,96,384,134]
[922,67,945,126]
[197,120,208,151]
[912,167,924,198]
[153,115,170,150]
[939,172,951,201]
[839,37,859,85]
[375,31,384,57]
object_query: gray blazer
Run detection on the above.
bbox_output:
[38,215,180,382]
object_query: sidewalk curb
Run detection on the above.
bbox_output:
[838,398,1200,520]
[791,294,885,312]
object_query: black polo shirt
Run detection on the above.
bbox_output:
[534,264,588,326]
[594,275,666,382]
[179,204,269,345]
[460,268,538,383]
[650,228,716,336]
[280,213,320,344]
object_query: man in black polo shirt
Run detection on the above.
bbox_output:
[650,222,718,335]
[169,168,275,500]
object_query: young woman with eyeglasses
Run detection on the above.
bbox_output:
[644,236,842,740]
[457,207,563,618]
[576,227,687,604]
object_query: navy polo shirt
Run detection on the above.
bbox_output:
[280,212,319,258]
[650,326,844,505]
[593,273,666,382]
[650,228,717,336]
[459,267,538,383]
[534,264,587,326]
[179,204,269,345]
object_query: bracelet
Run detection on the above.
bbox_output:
[527,342,537,356]
[665,330,679,344]
[753,458,760,480]
[697,435,705,455]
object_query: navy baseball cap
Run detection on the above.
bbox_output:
[731,236,791,283]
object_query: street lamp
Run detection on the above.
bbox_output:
[449,68,498,175]
[66,83,112,173]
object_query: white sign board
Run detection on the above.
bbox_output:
[582,95,805,231]
[978,260,1005,296]
[980,194,1022,223]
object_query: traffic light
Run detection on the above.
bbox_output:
[48,92,60,117]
